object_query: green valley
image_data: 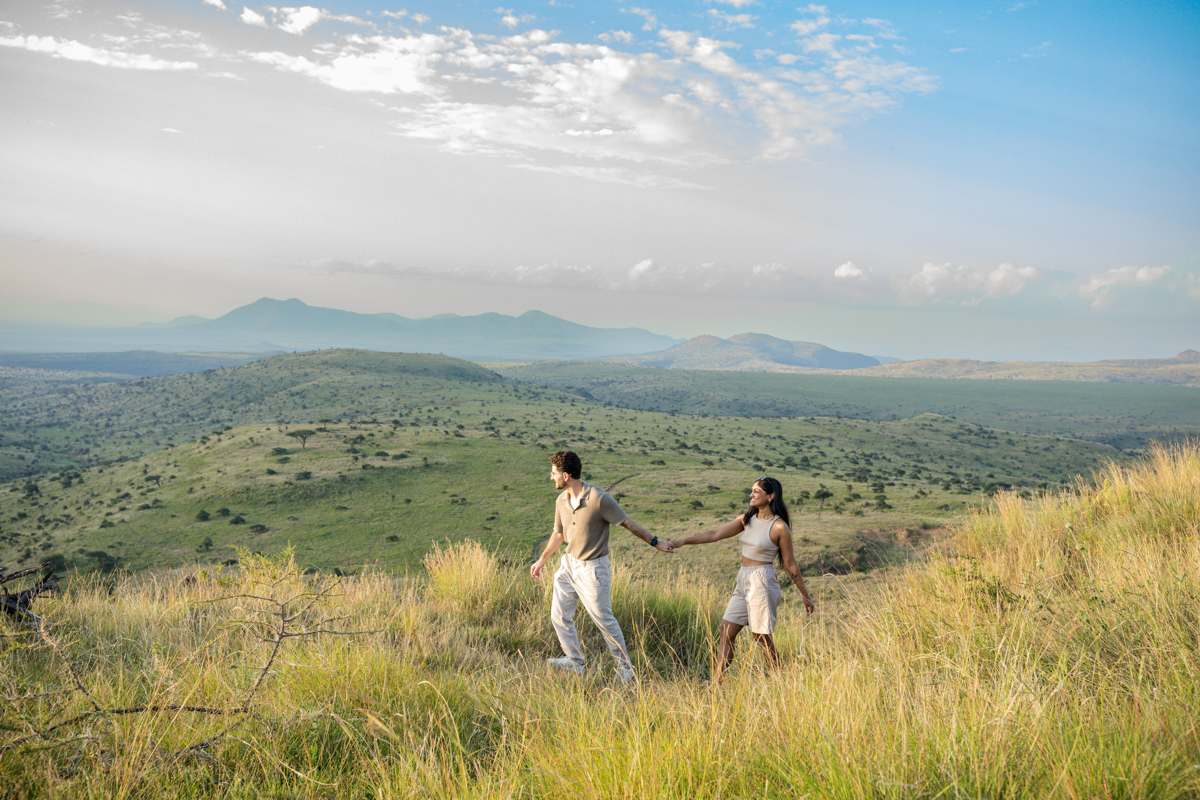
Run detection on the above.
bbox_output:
[1,350,1131,580]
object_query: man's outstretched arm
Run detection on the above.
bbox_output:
[621,518,674,553]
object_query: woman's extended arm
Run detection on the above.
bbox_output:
[773,521,815,615]
[670,516,745,548]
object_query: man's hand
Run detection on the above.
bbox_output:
[531,559,547,579]
[653,540,674,554]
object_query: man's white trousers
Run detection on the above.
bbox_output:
[550,553,631,668]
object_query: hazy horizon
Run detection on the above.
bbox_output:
[2,0,1196,362]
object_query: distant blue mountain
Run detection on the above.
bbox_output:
[1,298,683,362]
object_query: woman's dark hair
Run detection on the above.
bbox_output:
[742,476,790,528]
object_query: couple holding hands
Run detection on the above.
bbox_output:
[530,450,815,684]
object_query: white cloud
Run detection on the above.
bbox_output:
[599,30,633,44]
[902,262,1041,303]
[240,7,268,27]
[625,7,659,31]
[140,6,935,178]
[274,6,324,35]
[801,32,840,53]
[707,10,755,29]
[707,0,756,7]
[791,17,829,36]
[833,261,863,278]
[384,9,432,23]
[202,0,228,9]
[983,262,1041,296]
[495,8,536,29]
[249,35,446,94]
[161,127,183,133]
[1080,265,1170,300]
[904,262,1042,301]
[0,34,199,70]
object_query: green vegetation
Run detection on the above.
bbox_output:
[0,350,505,479]
[2,443,1197,797]
[0,350,1120,577]
[499,361,1200,449]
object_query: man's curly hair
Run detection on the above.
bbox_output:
[550,450,582,479]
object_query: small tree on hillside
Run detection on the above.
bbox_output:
[814,488,833,509]
[287,430,317,448]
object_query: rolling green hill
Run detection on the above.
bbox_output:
[1,349,1126,578]
[0,350,505,479]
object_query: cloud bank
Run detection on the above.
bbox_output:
[3,3,935,180]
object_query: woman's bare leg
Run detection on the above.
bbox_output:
[715,621,743,682]
[752,632,780,669]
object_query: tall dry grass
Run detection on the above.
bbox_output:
[2,442,1199,798]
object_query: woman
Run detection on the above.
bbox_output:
[669,476,815,681]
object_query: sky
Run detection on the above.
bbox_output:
[1,0,1197,361]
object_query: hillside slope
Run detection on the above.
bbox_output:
[0,350,503,477]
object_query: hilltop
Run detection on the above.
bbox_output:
[0,350,503,476]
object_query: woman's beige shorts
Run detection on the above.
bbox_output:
[722,564,782,634]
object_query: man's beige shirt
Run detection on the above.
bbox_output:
[553,482,629,561]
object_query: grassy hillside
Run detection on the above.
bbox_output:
[2,381,1120,578]
[0,350,505,479]
[3,443,1197,798]
[498,361,1200,450]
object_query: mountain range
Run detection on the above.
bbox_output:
[593,333,880,371]
[1,298,683,362]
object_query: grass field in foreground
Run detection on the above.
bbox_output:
[2,442,1197,798]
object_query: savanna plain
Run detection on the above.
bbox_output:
[1,350,1198,798]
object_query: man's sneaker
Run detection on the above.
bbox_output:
[547,656,585,674]
[615,664,636,685]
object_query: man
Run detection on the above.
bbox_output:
[530,450,673,683]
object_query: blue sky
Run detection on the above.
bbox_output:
[1,0,1196,360]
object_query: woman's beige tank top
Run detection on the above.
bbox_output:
[741,514,779,562]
